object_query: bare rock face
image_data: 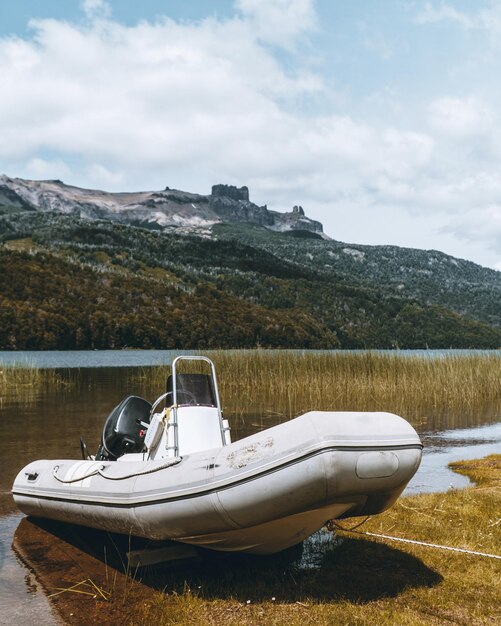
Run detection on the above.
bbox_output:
[211,184,249,202]
[209,184,274,227]
[209,184,323,235]
[273,207,323,234]
[0,175,324,235]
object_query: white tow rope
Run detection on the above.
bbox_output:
[52,457,182,483]
[334,526,501,561]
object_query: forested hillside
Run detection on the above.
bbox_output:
[1,208,500,350]
[213,224,501,329]
[0,249,338,349]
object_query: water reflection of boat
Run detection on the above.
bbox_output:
[12,357,422,555]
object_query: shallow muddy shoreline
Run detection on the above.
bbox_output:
[6,455,500,626]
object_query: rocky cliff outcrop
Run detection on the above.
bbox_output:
[209,184,274,227]
[209,184,323,234]
[269,205,324,234]
[0,175,324,235]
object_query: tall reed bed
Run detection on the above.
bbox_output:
[130,351,501,428]
[0,364,71,404]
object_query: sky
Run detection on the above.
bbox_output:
[1,1,501,270]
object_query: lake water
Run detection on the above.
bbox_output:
[1,348,500,369]
[0,350,500,624]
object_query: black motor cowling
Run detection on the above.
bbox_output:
[95,395,152,461]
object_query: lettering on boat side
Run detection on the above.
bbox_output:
[226,437,274,469]
[356,451,399,479]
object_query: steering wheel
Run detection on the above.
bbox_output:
[175,389,197,405]
[148,389,198,421]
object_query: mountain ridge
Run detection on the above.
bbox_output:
[1,176,500,349]
[0,175,324,235]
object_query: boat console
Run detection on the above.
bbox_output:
[95,356,231,462]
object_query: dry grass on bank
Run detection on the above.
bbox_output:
[135,455,501,626]
[131,350,501,426]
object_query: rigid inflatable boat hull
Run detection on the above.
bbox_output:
[12,411,422,555]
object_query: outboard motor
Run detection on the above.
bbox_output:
[95,395,152,461]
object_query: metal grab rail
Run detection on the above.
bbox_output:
[170,356,228,457]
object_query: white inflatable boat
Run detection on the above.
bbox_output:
[12,356,422,555]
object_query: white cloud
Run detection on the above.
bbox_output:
[365,87,403,115]
[24,158,73,181]
[1,1,501,268]
[359,23,394,60]
[85,163,124,188]
[428,96,494,140]
[414,2,501,47]
[444,204,501,254]
[81,0,111,20]
[414,3,475,28]
[0,8,422,195]
[235,0,317,48]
